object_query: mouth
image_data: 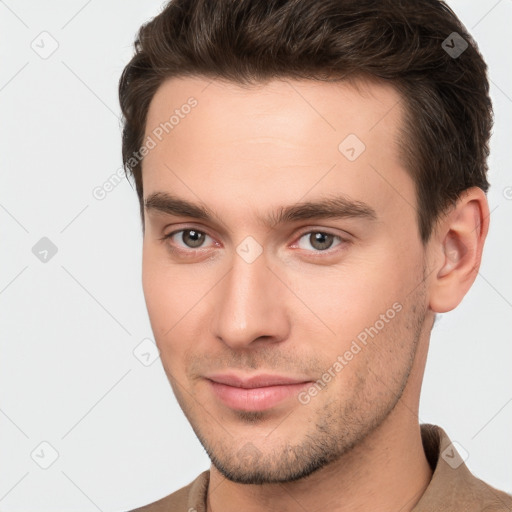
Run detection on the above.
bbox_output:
[204,373,313,412]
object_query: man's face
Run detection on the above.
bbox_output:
[141,76,433,483]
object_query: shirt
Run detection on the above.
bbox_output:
[129,423,512,511]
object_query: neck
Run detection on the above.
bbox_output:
[207,406,432,512]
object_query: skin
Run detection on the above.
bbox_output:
[140,76,489,512]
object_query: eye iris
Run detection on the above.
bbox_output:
[183,230,205,248]
[310,232,333,250]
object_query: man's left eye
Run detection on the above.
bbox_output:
[295,231,343,252]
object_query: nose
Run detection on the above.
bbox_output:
[212,247,290,350]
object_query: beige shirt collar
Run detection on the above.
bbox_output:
[132,423,512,511]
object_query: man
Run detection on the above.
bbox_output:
[119,0,512,510]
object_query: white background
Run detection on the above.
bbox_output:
[0,1,511,511]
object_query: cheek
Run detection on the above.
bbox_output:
[288,252,415,396]
[142,261,187,384]
[141,245,213,373]
[290,260,399,340]
[142,245,185,343]
[142,248,165,326]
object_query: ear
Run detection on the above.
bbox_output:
[428,187,490,313]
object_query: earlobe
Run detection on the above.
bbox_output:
[429,187,489,313]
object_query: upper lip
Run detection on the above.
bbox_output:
[205,373,312,389]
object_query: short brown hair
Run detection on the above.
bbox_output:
[118,0,492,243]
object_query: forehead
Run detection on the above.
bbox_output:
[144,75,405,150]
[141,75,415,233]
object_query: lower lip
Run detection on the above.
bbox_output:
[207,380,311,411]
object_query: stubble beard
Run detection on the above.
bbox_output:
[165,278,428,485]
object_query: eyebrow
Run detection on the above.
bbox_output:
[144,191,377,228]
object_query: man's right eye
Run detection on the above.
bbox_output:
[161,228,214,249]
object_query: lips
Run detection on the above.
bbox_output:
[205,373,312,411]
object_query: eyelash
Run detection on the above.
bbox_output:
[159,227,348,257]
